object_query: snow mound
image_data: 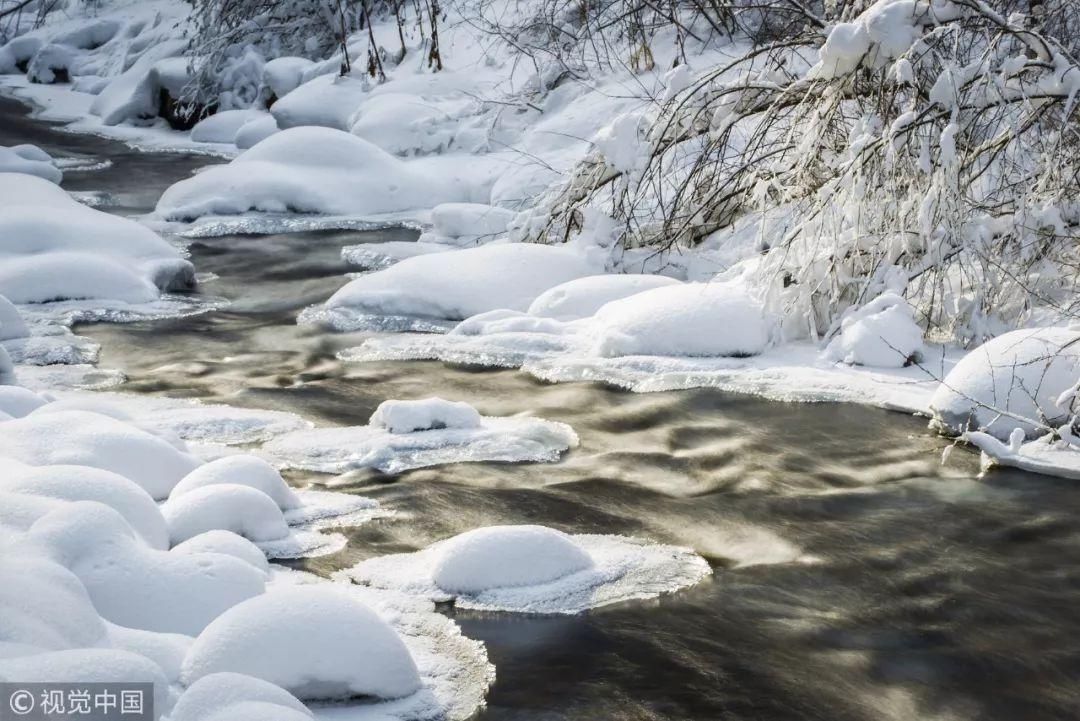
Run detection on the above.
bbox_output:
[430,202,514,239]
[0,649,170,719]
[170,456,301,511]
[170,673,312,721]
[90,43,189,125]
[592,282,771,357]
[261,414,578,474]
[930,327,1080,439]
[181,586,422,701]
[344,527,711,614]
[0,385,45,416]
[171,531,270,574]
[157,127,462,221]
[234,114,279,149]
[270,74,367,130]
[0,410,200,500]
[0,294,29,341]
[0,144,61,183]
[370,398,482,434]
[162,484,290,545]
[191,109,266,143]
[308,243,597,331]
[528,274,683,320]
[0,36,44,74]
[29,502,265,635]
[823,292,925,367]
[262,57,315,101]
[0,552,106,653]
[0,174,193,305]
[104,622,191,683]
[1,464,169,549]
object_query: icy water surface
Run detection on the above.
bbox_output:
[4,96,1080,721]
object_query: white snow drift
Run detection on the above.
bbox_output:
[0,144,61,183]
[342,525,711,614]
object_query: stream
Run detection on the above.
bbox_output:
[3,95,1079,721]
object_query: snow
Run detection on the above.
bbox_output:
[162,484,290,545]
[191,109,266,143]
[234,114,280,149]
[0,144,61,183]
[169,456,302,511]
[181,586,422,700]
[340,240,452,271]
[262,57,316,101]
[0,552,106,653]
[156,127,465,221]
[270,74,367,131]
[430,202,514,239]
[342,526,711,614]
[0,385,45,417]
[28,502,266,635]
[171,531,270,575]
[0,174,193,305]
[1,464,170,550]
[0,295,29,341]
[88,39,188,125]
[307,243,598,331]
[528,274,682,320]
[0,410,200,500]
[930,327,1080,439]
[369,398,482,434]
[170,673,312,721]
[105,621,192,683]
[261,413,578,475]
[591,282,772,358]
[432,526,595,594]
[966,431,1080,481]
[823,292,925,368]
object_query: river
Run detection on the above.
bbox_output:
[2,95,1078,721]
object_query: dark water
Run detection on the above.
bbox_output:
[4,95,1080,721]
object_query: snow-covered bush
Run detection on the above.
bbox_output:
[529,0,1080,344]
[823,292,924,368]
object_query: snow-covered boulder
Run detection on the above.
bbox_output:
[233,114,279,149]
[27,43,76,84]
[157,127,462,220]
[0,648,171,719]
[171,531,270,574]
[29,502,265,635]
[0,174,194,304]
[592,282,771,357]
[169,456,301,511]
[930,327,1080,440]
[314,243,597,329]
[528,274,682,320]
[823,292,924,367]
[0,552,107,653]
[344,525,711,614]
[262,57,315,102]
[0,144,61,183]
[1,465,169,550]
[170,672,312,721]
[162,484,290,545]
[89,40,188,125]
[349,93,456,156]
[0,411,200,500]
[181,587,422,700]
[0,36,44,74]
[0,295,29,341]
[190,109,265,143]
[270,74,367,130]
[370,398,482,434]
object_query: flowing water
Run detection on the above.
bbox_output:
[3,96,1079,721]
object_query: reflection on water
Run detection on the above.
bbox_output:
[3,95,1080,721]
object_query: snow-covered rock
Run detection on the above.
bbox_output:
[930,327,1080,439]
[1,465,169,550]
[270,74,367,130]
[26,43,76,84]
[262,57,316,101]
[0,174,194,305]
[0,410,200,500]
[370,398,482,434]
[0,36,44,74]
[181,586,422,700]
[349,93,456,156]
[171,531,270,575]
[592,282,771,357]
[28,502,265,635]
[0,295,29,341]
[311,243,597,330]
[162,484,290,545]
[190,109,266,143]
[169,456,301,511]
[261,413,578,475]
[234,114,279,149]
[170,672,312,721]
[89,39,188,125]
[157,127,463,220]
[0,144,61,183]
[528,274,682,320]
[823,292,924,367]
[344,525,711,614]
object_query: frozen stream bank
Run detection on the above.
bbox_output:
[3,96,1079,721]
